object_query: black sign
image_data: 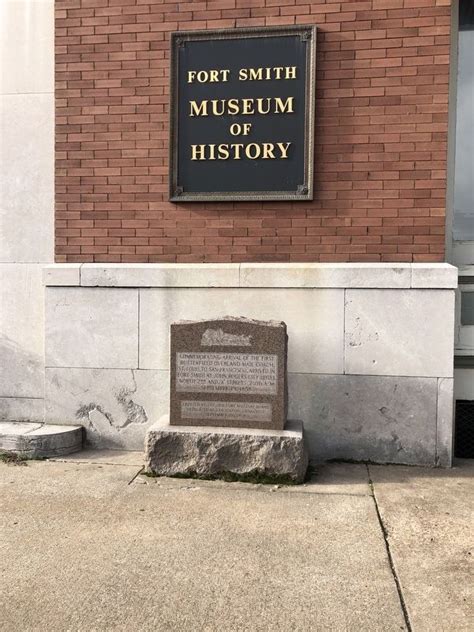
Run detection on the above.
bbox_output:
[169,26,316,202]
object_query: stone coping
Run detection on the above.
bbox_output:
[43,262,458,289]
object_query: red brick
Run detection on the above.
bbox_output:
[55,0,452,264]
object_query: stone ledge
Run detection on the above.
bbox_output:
[0,421,83,458]
[42,263,81,286]
[145,416,308,484]
[42,263,458,289]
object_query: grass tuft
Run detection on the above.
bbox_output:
[142,468,302,486]
[0,451,28,466]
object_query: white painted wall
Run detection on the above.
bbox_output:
[0,0,54,420]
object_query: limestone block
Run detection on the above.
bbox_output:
[240,263,411,288]
[0,421,82,458]
[436,378,454,467]
[344,289,455,378]
[0,397,44,423]
[44,367,169,450]
[80,263,240,287]
[0,264,45,398]
[43,264,81,286]
[0,0,54,94]
[411,264,458,289]
[288,373,438,465]
[145,416,308,483]
[139,287,344,374]
[45,287,139,369]
[0,94,54,263]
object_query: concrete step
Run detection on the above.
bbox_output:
[0,422,83,458]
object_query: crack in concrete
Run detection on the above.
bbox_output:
[367,464,412,632]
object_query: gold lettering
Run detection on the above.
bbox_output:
[249,68,263,81]
[228,99,239,115]
[187,69,230,83]
[256,98,271,115]
[189,143,292,160]
[233,144,244,160]
[211,101,225,116]
[189,97,294,117]
[245,143,261,160]
[242,99,254,115]
[190,100,208,117]
[274,66,284,80]
[274,97,294,114]
[276,142,291,159]
[262,143,276,159]
[217,144,230,160]
[191,144,206,160]
[237,66,299,81]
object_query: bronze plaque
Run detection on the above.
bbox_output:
[169,26,316,202]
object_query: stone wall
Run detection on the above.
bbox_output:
[0,0,54,421]
[55,0,453,264]
[43,262,457,466]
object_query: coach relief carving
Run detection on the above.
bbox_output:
[201,328,252,347]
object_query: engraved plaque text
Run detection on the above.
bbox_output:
[181,400,272,423]
[176,352,278,395]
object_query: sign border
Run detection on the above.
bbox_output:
[169,25,317,203]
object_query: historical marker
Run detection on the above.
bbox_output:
[169,317,288,430]
[169,26,316,202]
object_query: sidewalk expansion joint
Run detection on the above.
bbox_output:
[367,464,412,632]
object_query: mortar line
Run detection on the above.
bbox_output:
[366,464,412,632]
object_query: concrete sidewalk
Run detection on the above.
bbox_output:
[0,453,472,631]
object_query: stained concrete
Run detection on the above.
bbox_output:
[1,456,472,631]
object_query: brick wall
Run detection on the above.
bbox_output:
[55,0,452,263]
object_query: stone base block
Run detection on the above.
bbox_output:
[0,421,83,458]
[145,416,308,484]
